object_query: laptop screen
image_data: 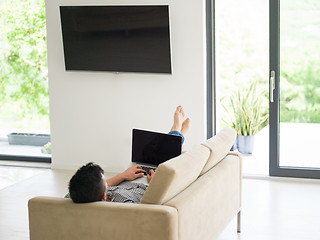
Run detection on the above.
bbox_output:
[131,129,182,166]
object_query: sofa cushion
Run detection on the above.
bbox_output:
[200,128,237,175]
[140,144,210,205]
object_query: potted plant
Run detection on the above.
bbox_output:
[222,81,269,154]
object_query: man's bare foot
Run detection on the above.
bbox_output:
[170,105,185,132]
[181,118,191,136]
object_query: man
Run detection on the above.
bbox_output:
[68,105,190,203]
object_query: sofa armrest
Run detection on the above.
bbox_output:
[164,154,241,240]
[28,197,178,240]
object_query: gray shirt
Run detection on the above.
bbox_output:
[107,182,147,203]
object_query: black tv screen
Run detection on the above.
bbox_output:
[59,5,172,73]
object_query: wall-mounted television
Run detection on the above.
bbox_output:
[59,5,172,74]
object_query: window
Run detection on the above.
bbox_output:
[0,0,50,162]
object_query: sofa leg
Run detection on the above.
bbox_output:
[237,211,241,233]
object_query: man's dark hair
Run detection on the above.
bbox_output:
[68,162,106,203]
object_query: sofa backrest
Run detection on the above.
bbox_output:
[140,144,210,205]
[28,197,179,240]
[200,128,237,175]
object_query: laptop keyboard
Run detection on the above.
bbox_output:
[141,166,156,176]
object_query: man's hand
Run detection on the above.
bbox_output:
[106,165,146,186]
[147,169,156,183]
[122,165,146,181]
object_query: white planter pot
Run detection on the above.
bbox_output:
[237,135,255,154]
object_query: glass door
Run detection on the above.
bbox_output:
[0,0,51,162]
[269,0,320,178]
[216,0,269,176]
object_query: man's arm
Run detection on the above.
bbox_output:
[106,165,146,186]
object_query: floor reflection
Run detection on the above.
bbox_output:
[0,166,47,190]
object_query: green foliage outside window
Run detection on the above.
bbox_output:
[280,59,320,123]
[0,0,49,128]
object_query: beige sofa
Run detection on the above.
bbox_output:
[28,128,242,240]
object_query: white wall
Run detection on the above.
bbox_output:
[46,0,208,172]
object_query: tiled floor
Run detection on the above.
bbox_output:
[0,166,47,190]
[217,178,320,240]
[0,165,320,240]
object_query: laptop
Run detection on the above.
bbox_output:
[131,128,182,172]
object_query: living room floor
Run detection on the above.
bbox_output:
[0,163,320,240]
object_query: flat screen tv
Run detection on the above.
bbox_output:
[59,5,172,74]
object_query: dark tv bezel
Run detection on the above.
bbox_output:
[59,5,172,74]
